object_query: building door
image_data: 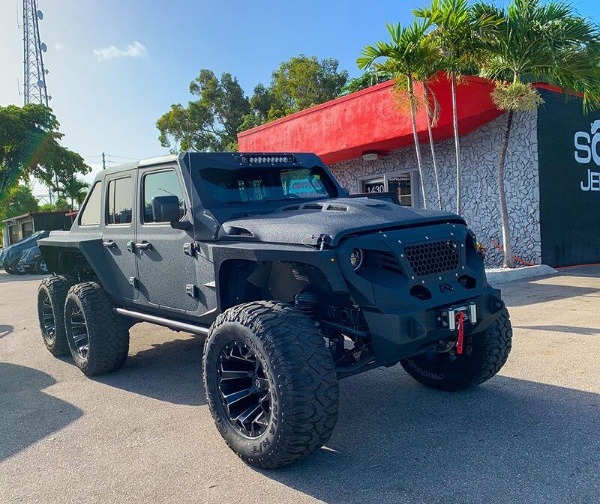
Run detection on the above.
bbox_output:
[135,167,198,312]
[360,171,416,207]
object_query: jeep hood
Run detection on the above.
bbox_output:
[217,198,463,246]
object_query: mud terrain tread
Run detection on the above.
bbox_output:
[204,301,339,469]
[37,275,73,356]
[65,282,129,376]
[401,308,512,391]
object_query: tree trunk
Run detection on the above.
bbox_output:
[451,73,461,214]
[408,78,427,209]
[498,110,515,268]
[423,85,442,210]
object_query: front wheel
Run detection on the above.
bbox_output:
[203,301,339,469]
[401,308,512,391]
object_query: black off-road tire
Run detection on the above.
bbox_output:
[64,282,130,376]
[37,275,73,356]
[401,308,512,391]
[203,301,339,469]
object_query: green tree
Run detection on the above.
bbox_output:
[476,0,600,267]
[0,104,90,201]
[267,55,348,119]
[359,21,438,209]
[60,175,89,210]
[415,0,498,214]
[338,69,392,96]
[157,70,250,152]
[0,184,39,223]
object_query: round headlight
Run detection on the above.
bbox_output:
[349,248,364,271]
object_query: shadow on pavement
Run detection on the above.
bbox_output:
[265,370,599,504]
[94,332,207,406]
[0,324,13,338]
[515,324,600,336]
[0,362,83,462]
[503,281,598,307]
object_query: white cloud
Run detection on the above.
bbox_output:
[93,41,147,61]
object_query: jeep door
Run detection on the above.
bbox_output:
[102,174,138,301]
[135,167,198,312]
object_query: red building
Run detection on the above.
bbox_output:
[238,75,600,267]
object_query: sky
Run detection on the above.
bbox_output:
[2,0,600,198]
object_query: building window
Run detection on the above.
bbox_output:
[21,221,34,238]
[360,171,416,207]
[8,225,19,244]
[106,177,133,225]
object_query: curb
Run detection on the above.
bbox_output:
[486,264,557,286]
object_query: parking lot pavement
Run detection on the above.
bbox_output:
[0,267,598,504]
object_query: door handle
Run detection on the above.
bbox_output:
[102,240,116,248]
[134,241,152,250]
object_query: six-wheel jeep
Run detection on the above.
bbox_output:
[36,152,511,468]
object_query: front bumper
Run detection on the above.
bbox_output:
[361,285,505,366]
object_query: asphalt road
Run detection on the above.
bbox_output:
[0,267,598,504]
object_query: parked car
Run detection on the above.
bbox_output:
[2,231,50,274]
[18,246,49,275]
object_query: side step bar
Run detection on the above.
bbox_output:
[115,308,210,336]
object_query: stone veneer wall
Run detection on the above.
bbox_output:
[329,110,541,267]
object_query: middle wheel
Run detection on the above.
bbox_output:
[203,301,339,469]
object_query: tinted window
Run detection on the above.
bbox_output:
[143,170,185,223]
[106,177,133,225]
[79,181,103,226]
[198,167,334,205]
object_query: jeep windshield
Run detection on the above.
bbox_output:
[198,166,337,206]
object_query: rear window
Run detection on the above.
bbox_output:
[198,167,335,205]
[79,181,102,226]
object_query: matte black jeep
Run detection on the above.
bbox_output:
[37,152,511,468]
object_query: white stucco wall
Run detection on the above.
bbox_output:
[329,110,541,267]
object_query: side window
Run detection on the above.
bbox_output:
[142,170,185,223]
[79,181,103,226]
[106,177,133,225]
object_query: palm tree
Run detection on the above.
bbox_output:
[419,60,444,210]
[61,175,89,210]
[415,0,498,214]
[476,0,600,267]
[358,21,439,209]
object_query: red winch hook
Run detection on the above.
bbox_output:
[456,311,465,355]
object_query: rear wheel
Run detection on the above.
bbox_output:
[203,301,339,469]
[35,257,49,275]
[37,275,73,356]
[64,282,129,376]
[401,308,512,391]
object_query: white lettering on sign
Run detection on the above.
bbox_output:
[573,120,600,191]
[581,169,600,191]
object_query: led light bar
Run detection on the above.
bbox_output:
[240,154,297,165]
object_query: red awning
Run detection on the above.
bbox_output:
[237,74,503,164]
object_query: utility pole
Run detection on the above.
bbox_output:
[102,152,106,170]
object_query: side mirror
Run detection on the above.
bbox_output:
[170,217,193,231]
[151,195,180,223]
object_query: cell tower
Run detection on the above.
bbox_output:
[22,0,50,106]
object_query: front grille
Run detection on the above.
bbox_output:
[404,240,460,276]
[367,250,403,275]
